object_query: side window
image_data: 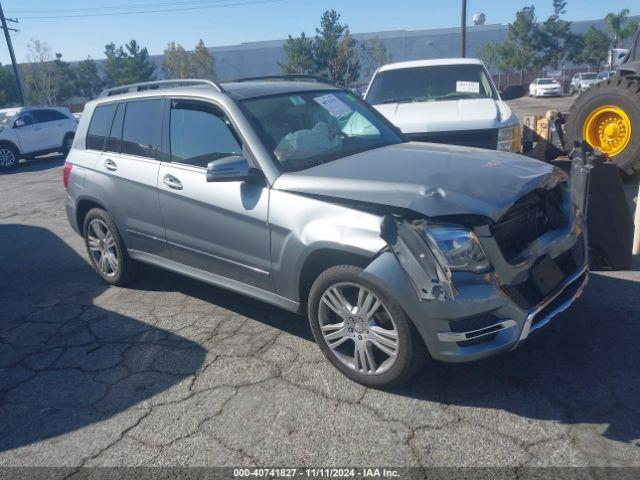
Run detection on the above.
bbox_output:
[105,103,125,153]
[169,100,242,168]
[16,112,37,126]
[121,99,163,159]
[86,104,117,151]
[33,109,67,122]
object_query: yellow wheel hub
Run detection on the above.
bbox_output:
[583,105,632,157]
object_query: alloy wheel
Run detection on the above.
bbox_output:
[0,148,16,167]
[318,282,399,375]
[87,218,119,277]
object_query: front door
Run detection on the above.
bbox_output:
[157,98,272,291]
[14,112,48,153]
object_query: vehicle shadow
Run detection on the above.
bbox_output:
[129,266,311,342]
[393,265,640,444]
[130,256,640,444]
[0,224,206,452]
[1,155,66,175]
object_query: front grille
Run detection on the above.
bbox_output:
[406,128,498,150]
[491,186,567,262]
[501,239,584,310]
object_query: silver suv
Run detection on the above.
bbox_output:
[64,78,590,387]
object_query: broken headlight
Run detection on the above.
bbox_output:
[497,124,521,153]
[424,225,490,273]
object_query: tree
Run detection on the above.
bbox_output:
[505,6,544,82]
[604,9,636,48]
[314,9,346,81]
[360,36,392,80]
[121,40,156,84]
[192,40,217,80]
[540,0,572,69]
[334,29,360,87]
[104,40,155,86]
[280,33,316,75]
[574,26,611,69]
[0,64,20,107]
[53,53,76,102]
[75,57,104,101]
[163,42,193,79]
[22,39,72,105]
[477,41,500,72]
[103,43,127,86]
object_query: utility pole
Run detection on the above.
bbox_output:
[0,1,24,106]
[461,0,467,57]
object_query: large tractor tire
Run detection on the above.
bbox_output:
[565,77,640,175]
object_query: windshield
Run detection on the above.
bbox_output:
[537,78,556,84]
[581,73,597,80]
[241,90,404,172]
[0,111,16,126]
[366,64,497,105]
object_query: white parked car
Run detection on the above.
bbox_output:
[529,78,562,97]
[569,72,598,95]
[0,106,77,170]
[365,58,521,153]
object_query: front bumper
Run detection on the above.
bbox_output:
[537,89,561,96]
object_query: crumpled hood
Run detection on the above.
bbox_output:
[373,98,509,133]
[273,142,562,222]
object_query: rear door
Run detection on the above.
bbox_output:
[157,98,272,290]
[93,99,166,255]
[31,109,69,149]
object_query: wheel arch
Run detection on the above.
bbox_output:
[0,139,20,153]
[297,247,374,308]
[75,197,107,234]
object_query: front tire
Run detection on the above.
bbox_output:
[83,208,139,286]
[307,265,427,388]
[0,144,19,170]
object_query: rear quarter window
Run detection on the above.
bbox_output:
[86,104,117,151]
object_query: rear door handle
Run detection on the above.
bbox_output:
[103,158,117,171]
[163,174,183,190]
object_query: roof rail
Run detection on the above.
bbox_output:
[98,79,224,98]
[231,74,336,85]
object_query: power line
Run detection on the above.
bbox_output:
[13,0,284,19]
[9,0,241,15]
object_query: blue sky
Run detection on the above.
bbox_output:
[0,0,636,63]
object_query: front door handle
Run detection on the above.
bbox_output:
[163,174,183,190]
[103,158,117,171]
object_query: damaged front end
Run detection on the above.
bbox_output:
[364,155,592,362]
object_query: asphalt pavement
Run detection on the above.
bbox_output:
[1,155,640,472]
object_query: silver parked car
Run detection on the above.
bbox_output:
[64,78,590,387]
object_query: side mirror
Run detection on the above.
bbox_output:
[14,119,25,128]
[206,155,257,182]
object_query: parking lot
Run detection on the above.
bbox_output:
[506,95,577,117]
[0,154,639,471]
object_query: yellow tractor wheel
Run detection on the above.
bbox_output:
[565,78,640,175]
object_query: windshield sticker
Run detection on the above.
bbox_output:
[289,95,306,106]
[313,94,353,118]
[456,81,480,94]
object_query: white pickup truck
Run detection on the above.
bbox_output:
[364,58,521,153]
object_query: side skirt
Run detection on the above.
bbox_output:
[128,249,300,313]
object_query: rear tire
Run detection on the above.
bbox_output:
[0,144,19,170]
[565,78,640,174]
[307,265,427,388]
[83,208,139,286]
